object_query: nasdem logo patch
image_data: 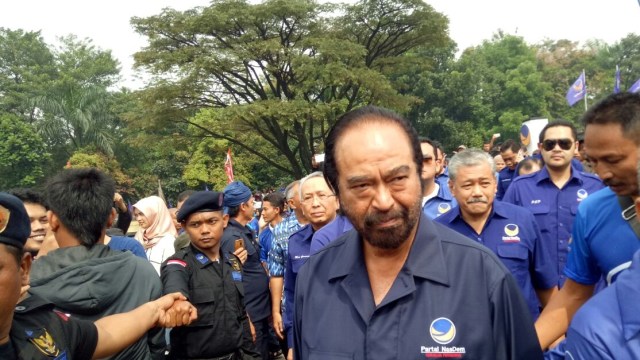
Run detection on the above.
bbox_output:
[430,318,456,345]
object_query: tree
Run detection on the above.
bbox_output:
[130,0,451,178]
[0,114,50,189]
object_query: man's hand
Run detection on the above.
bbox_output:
[113,193,127,213]
[153,293,197,327]
[234,248,248,264]
[249,320,256,343]
[287,348,293,360]
[273,312,284,340]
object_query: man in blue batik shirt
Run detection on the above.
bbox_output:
[437,149,557,318]
[420,138,457,219]
[267,180,307,343]
[503,120,604,286]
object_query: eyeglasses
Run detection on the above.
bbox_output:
[542,138,573,151]
[301,193,335,204]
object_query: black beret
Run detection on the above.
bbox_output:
[177,191,224,222]
[0,192,31,250]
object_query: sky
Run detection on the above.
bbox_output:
[1,0,639,89]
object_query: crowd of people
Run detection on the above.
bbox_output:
[1,91,640,359]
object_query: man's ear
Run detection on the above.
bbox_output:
[106,208,117,228]
[47,210,60,233]
[223,213,230,227]
[20,252,32,288]
[448,179,455,196]
[635,198,640,221]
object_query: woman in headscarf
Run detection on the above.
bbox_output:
[133,195,177,274]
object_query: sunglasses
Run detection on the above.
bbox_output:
[542,138,573,151]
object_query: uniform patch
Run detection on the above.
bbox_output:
[421,317,466,358]
[576,189,588,201]
[166,259,188,267]
[27,328,60,357]
[502,224,521,242]
[228,255,243,281]
[195,253,209,265]
[0,205,10,233]
[437,203,452,214]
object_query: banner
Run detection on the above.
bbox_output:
[225,148,235,184]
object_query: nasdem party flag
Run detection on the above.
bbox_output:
[566,71,586,106]
[629,78,640,93]
[614,65,621,94]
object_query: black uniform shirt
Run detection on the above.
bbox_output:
[4,294,97,360]
[220,219,271,322]
[161,244,250,359]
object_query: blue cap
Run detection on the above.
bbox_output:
[0,192,31,250]
[223,181,252,207]
[177,191,224,222]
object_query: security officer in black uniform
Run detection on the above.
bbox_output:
[162,191,260,360]
[0,192,195,360]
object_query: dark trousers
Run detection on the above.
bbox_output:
[253,317,270,360]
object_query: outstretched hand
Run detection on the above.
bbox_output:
[154,293,198,327]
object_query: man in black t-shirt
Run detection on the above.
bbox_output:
[0,192,196,360]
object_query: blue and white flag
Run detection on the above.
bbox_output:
[614,65,621,94]
[629,78,640,93]
[566,71,586,106]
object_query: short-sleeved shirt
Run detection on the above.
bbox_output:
[564,249,640,359]
[294,214,542,360]
[436,201,557,318]
[422,183,457,219]
[284,224,314,347]
[258,226,274,264]
[310,215,353,254]
[565,187,640,286]
[108,236,147,259]
[268,214,302,277]
[502,166,604,285]
[221,219,271,322]
[5,294,98,360]
[496,166,517,200]
[161,244,256,359]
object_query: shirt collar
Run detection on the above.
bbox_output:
[535,165,584,185]
[327,214,449,286]
[440,201,504,224]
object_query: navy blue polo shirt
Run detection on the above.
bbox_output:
[284,224,314,347]
[293,214,542,360]
[436,201,557,318]
[564,249,640,359]
[220,219,271,322]
[496,166,517,200]
[502,166,604,285]
[422,183,457,219]
[309,215,354,254]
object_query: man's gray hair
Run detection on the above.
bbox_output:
[284,180,300,200]
[448,148,496,181]
[299,171,327,198]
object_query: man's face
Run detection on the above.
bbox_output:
[420,142,437,185]
[23,203,49,254]
[500,149,518,170]
[493,155,506,172]
[335,121,422,250]
[300,177,339,230]
[183,211,228,252]
[585,123,639,196]
[261,201,280,224]
[0,244,30,340]
[540,126,576,171]
[169,208,181,231]
[242,197,256,220]
[449,162,496,219]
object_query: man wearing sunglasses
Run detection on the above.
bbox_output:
[502,120,604,287]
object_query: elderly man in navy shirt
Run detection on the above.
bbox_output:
[293,106,542,360]
[503,120,604,286]
[284,171,338,359]
[436,149,558,318]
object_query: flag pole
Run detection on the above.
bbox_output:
[583,69,588,111]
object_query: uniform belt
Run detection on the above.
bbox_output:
[174,352,239,360]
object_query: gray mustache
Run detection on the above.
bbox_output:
[467,198,488,204]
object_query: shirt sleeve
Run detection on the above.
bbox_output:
[62,315,99,360]
[564,326,614,360]
[284,248,296,348]
[268,233,286,277]
[530,216,559,289]
[489,272,543,359]
[161,257,191,298]
[563,205,600,285]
